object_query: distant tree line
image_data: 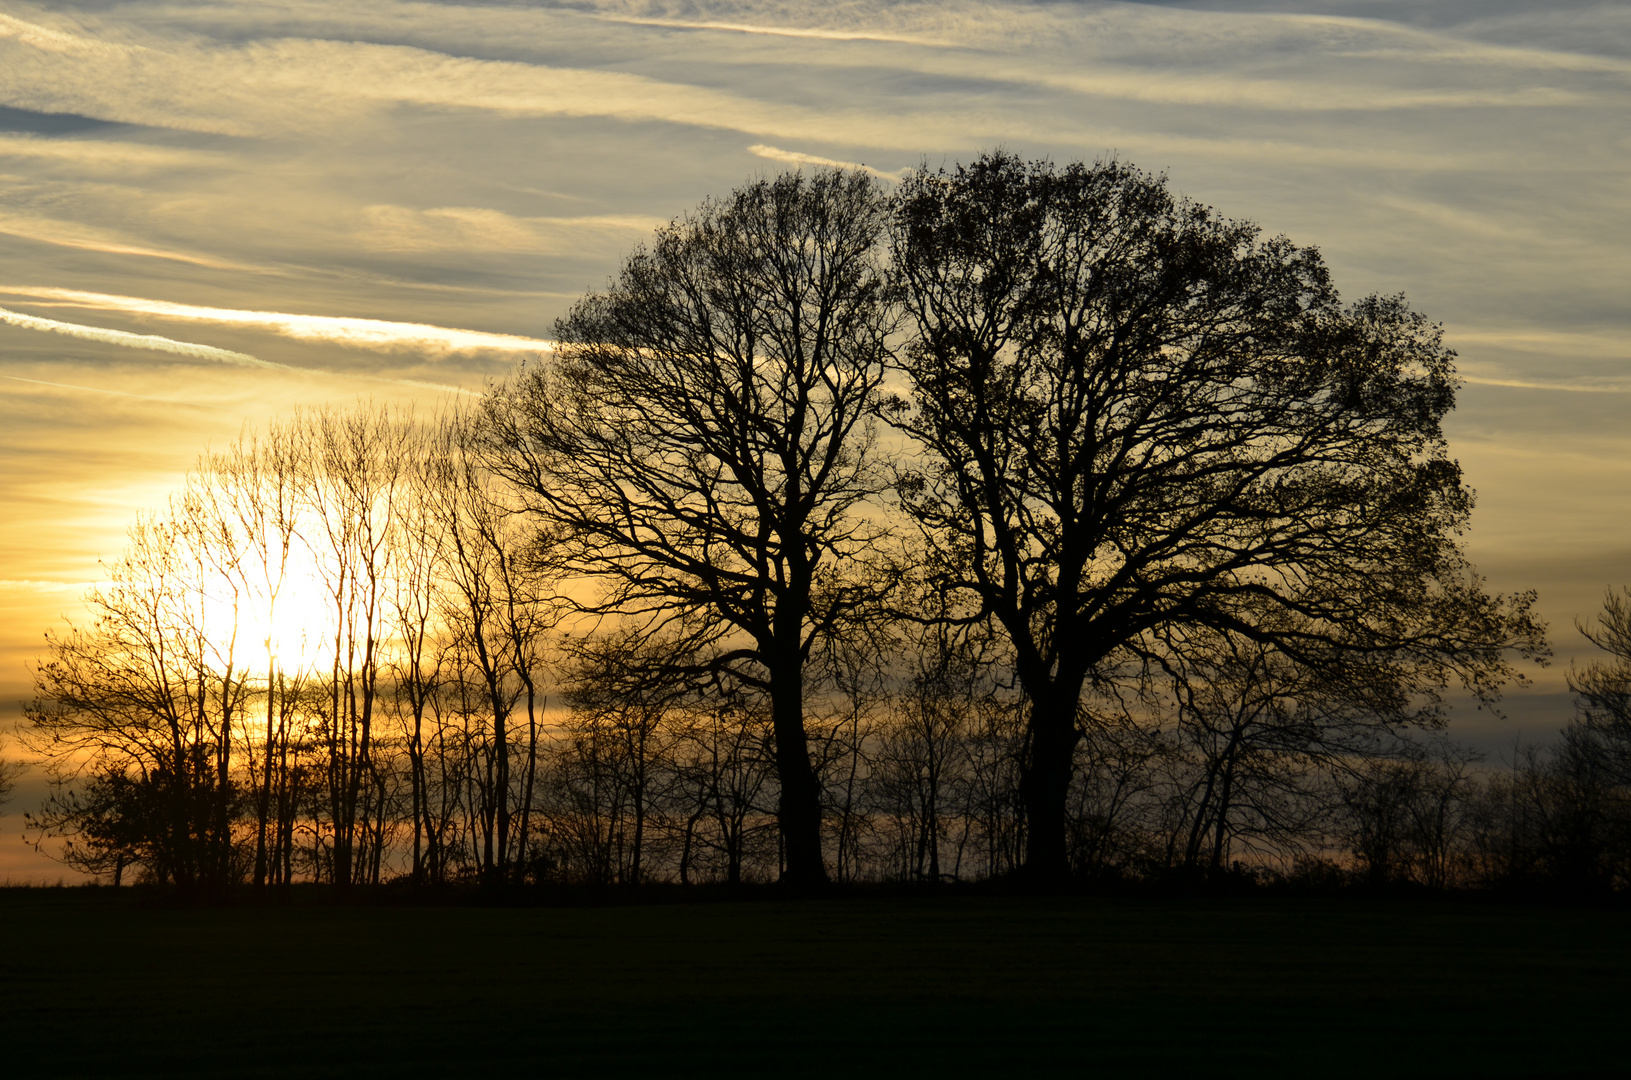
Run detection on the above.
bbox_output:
[23,153,1609,897]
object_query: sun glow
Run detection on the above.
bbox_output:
[191,546,340,681]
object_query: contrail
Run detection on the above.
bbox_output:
[748,144,907,181]
[1,373,222,405]
[0,288,556,355]
[0,310,482,397]
[0,306,278,368]
[1460,375,1628,394]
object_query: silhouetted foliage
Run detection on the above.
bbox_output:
[484,169,896,889]
[1564,587,1631,786]
[22,512,246,893]
[23,158,1609,898]
[888,151,1547,881]
[0,741,21,812]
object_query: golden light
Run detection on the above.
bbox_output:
[192,544,339,680]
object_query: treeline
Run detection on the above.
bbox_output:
[22,152,1618,896]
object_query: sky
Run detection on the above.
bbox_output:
[0,0,1626,877]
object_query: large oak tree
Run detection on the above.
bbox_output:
[484,169,893,888]
[889,152,1546,882]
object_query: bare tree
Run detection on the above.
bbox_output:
[300,405,416,888]
[24,511,249,891]
[669,690,777,887]
[1565,586,1631,785]
[0,744,20,811]
[387,440,451,884]
[192,427,312,889]
[889,152,1547,882]
[1068,700,1170,878]
[552,629,688,886]
[870,623,984,883]
[485,169,895,888]
[417,415,553,882]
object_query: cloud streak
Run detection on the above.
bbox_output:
[747,144,907,181]
[358,205,665,256]
[0,287,555,355]
[0,213,254,270]
[0,305,276,367]
[0,301,489,397]
[1,372,226,404]
[1461,375,1631,394]
[1,0,1611,164]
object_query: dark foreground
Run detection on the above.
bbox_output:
[0,889,1626,1077]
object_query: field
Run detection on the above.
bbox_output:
[1,888,1626,1076]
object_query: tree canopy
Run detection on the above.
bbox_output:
[484,168,895,888]
[18,155,1564,893]
[888,152,1547,880]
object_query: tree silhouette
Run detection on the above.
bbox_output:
[485,169,894,889]
[0,741,20,812]
[1565,587,1631,785]
[889,152,1547,882]
[23,513,247,892]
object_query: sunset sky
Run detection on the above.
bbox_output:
[0,0,1626,877]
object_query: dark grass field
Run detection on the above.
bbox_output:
[1,888,1626,1077]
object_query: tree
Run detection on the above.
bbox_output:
[195,427,309,889]
[485,168,894,888]
[553,628,687,886]
[24,512,249,891]
[417,414,553,882]
[1154,619,1459,879]
[0,741,23,814]
[1565,586,1631,785]
[300,405,416,888]
[889,152,1547,882]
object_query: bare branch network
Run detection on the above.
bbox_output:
[24,154,1614,897]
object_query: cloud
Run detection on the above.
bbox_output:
[358,205,666,255]
[0,578,86,592]
[0,287,556,355]
[0,16,906,143]
[0,10,130,58]
[584,8,953,47]
[0,299,489,397]
[0,304,276,367]
[0,0,1607,170]
[747,144,907,180]
[1460,375,1631,394]
[0,211,254,270]
[1449,328,1631,360]
[1031,66,1581,111]
[0,133,219,170]
[1,372,228,405]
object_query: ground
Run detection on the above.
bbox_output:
[0,888,1625,1076]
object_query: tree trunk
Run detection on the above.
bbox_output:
[254,660,275,888]
[1020,689,1081,887]
[515,689,539,883]
[768,655,826,889]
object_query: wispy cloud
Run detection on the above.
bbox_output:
[0,305,276,367]
[747,144,907,181]
[0,19,893,142]
[1450,329,1631,360]
[0,133,219,169]
[0,578,89,593]
[0,287,555,355]
[0,300,489,397]
[0,10,130,57]
[1461,375,1630,393]
[358,205,665,255]
[0,212,254,270]
[584,9,952,47]
[1,372,225,404]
